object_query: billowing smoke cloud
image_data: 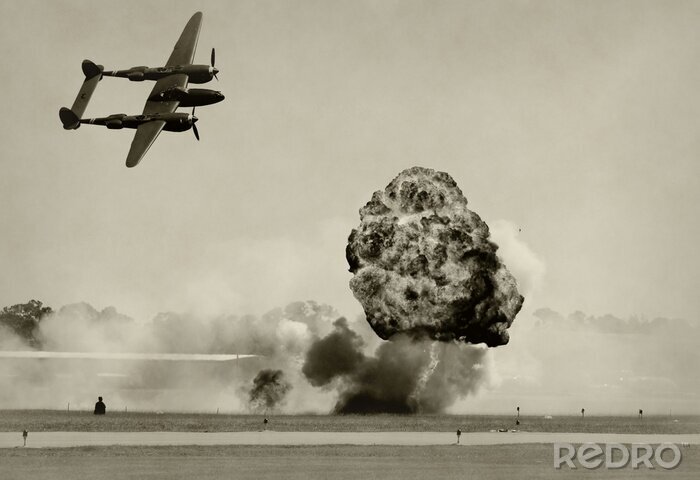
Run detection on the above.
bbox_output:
[346,166,523,347]
[249,369,291,412]
[0,301,340,412]
[303,318,487,413]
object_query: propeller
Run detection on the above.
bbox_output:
[211,48,219,81]
[193,123,200,141]
[191,107,199,141]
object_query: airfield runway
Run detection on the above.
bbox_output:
[2,431,699,448]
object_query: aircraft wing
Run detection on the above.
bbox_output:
[0,351,258,362]
[166,11,203,67]
[130,73,189,167]
[124,9,203,168]
[125,120,167,168]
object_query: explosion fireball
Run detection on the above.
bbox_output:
[346,166,523,347]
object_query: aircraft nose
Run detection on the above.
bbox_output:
[217,91,225,100]
[213,67,219,76]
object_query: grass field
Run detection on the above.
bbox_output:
[1,410,698,434]
[1,411,698,479]
[1,444,698,480]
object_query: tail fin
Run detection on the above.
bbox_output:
[59,107,80,130]
[81,60,103,79]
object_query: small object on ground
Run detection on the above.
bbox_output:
[94,396,106,415]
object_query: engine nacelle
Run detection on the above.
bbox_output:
[127,72,145,81]
[106,120,123,129]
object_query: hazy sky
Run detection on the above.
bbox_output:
[1,0,698,324]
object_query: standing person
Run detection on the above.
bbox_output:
[22,430,28,447]
[263,418,268,430]
[581,408,585,418]
[94,396,106,415]
[456,428,461,444]
[639,409,643,420]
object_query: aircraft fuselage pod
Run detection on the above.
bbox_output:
[148,86,224,107]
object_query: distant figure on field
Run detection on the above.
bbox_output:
[263,418,268,430]
[581,408,585,418]
[639,409,643,420]
[515,419,520,426]
[516,406,520,418]
[22,429,28,447]
[456,428,461,444]
[94,396,106,415]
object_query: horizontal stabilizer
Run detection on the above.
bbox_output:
[69,73,101,120]
[59,107,80,130]
[81,59,104,79]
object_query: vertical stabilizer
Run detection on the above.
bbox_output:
[59,107,80,130]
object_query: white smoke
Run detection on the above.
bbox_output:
[490,219,546,302]
[0,301,346,412]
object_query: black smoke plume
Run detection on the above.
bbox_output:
[249,369,291,411]
[302,318,487,413]
[302,318,365,386]
[346,166,524,347]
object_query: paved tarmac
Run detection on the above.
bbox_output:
[1,431,699,449]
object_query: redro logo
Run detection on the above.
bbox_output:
[553,443,682,470]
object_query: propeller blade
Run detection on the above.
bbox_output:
[191,108,199,140]
[211,48,216,67]
[214,73,219,81]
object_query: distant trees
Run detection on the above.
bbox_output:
[532,307,696,334]
[0,300,52,348]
